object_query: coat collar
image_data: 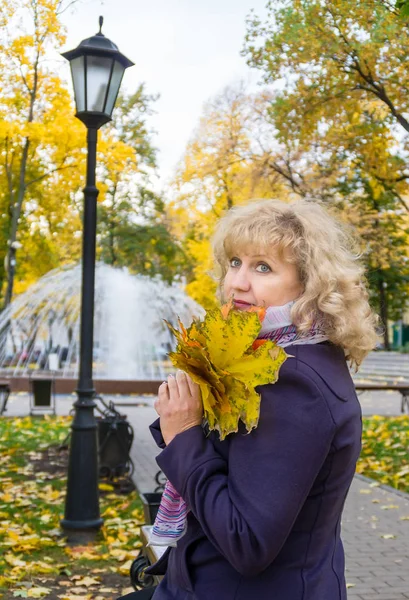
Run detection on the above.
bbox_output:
[284,342,356,402]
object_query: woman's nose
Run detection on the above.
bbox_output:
[232,268,251,291]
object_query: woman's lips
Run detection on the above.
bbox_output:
[233,300,253,308]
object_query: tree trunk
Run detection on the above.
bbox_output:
[108,185,118,265]
[223,176,233,209]
[3,137,30,308]
[3,44,39,309]
[378,273,390,350]
[109,224,117,265]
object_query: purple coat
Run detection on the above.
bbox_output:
[147,342,362,599]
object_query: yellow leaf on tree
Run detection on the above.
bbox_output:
[165,301,287,440]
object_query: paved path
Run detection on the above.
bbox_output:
[343,477,409,599]
[3,391,409,599]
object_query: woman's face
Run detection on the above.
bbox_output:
[223,247,303,310]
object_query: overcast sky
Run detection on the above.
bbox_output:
[60,0,268,189]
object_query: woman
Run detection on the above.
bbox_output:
[125,199,378,600]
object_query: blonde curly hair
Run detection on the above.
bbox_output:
[211,199,379,368]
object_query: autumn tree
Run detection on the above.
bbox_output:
[0,0,179,305]
[243,0,409,346]
[95,87,187,282]
[171,85,289,308]
[397,0,409,17]
[0,0,84,305]
[98,185,189,284]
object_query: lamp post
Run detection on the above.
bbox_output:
[60,17,133,531]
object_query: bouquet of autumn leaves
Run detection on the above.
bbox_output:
[164,300,288,440]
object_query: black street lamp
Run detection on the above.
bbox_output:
[60,17,133,532]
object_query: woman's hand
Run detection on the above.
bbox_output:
[155,371,203,446]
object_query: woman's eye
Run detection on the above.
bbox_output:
[230,258,241,268]
[256,263,271,273]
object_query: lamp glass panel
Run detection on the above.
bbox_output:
[105,60,125,116]
[86,55,113,112]
[70,56,85,112]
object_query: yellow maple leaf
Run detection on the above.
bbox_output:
[117,559,133,576]
[4,553,26,568]
[72,577,100,588]
[165,301,287,440]
[57,596,91,600]
[27,588,51,598]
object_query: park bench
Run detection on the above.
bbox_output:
[354,382,409,413]
[0,380,11,415]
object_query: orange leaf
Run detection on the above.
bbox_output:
[221,297,234,319]
[252,339,267,351]
[248,306,266,322]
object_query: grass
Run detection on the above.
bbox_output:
[0,416,144,598]
[357,415,409,493]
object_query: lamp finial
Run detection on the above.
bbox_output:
[98,16,104,35]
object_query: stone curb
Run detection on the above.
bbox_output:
[354,472,409,501]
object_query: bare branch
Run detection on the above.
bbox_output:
[56,0,80,16]
[25,163,78,188]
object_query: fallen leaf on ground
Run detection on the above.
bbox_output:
[27,588,51,598]
[99,483,115,492]
[5,554,26,568]
[90,569,105,574]
[57,596,91,600]
[117,559,133,576]
[71,577,100,588]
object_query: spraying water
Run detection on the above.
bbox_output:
[0,263,204,380]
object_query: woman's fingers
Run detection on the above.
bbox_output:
[185,373,195,396]
[167,373,179,403]
[159,381,169,398]
[154,381,169,414]
[174,370,201,404]
[185,373,201,402]
[175,370,190,400]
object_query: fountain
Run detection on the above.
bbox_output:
[0,263,204,393]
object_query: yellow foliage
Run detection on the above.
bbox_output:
[241,0,409,315]
[169,86,289,308]
[165,300,287,439]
